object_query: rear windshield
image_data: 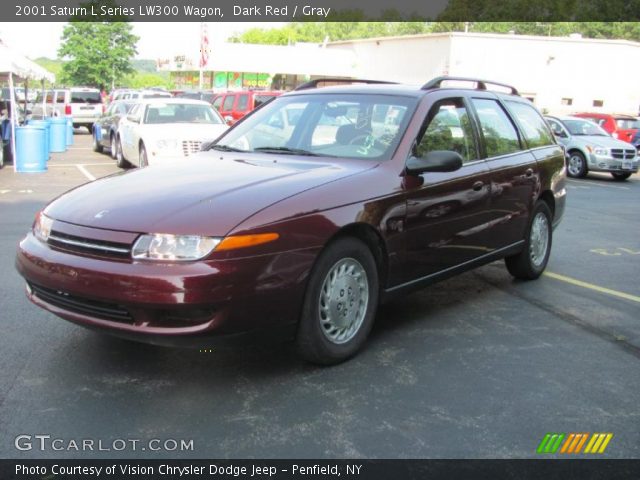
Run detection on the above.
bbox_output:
[141,93,172,99]
[71,91,102,104]
[144,103,224,124]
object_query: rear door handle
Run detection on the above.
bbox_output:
[472,181,484,191]
[525,168,534,177]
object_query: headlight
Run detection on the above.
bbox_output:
[156,139,178,150]
[132,234,221,261]
[33,212,53,242]
[131,232,280,261]
[592,147,609,156]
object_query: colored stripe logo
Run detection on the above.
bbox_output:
[537,433,613,454]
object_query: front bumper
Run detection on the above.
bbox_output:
[16,233,316,346]
[588,154,638,173]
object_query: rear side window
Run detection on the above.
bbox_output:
[212,96,223,110]
[71,91,101,104]
[55,91,65,104]
[506,101,555,148]
[237,94,249,111]
[471,99,521,157]
[222,95,235,111]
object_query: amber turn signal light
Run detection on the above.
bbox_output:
[216,233,280,251]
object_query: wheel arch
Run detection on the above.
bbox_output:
[538,190,555,221]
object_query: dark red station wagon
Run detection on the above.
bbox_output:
[16,77,566,364]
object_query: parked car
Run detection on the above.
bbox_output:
[91,100,135,159]
[32,87,103,131]
[16,76,566,365]
[546,115,638,180]
[115,98,227,168]
[175,90,216,104]
[123,90,172,101]
[572,112,640,143]
[212,90,282,124]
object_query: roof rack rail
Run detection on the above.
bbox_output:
[295,78,399,91]
[421,76,519,96]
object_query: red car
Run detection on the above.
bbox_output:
[573,112,639,143]
[213,90,282,125]
[16,77,566,364]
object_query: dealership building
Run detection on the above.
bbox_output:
[159,31,640,115]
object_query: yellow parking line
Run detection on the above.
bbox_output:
[544,272,640,304]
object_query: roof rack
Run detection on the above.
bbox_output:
[294,78,399,91]
[421,76,519,96]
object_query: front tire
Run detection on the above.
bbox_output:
[115,137,128,169]
[92,128,103,153]
[611,172,632,181]
[567,151,588,178]
[295,237,379,365]
[505,201,553,280]
[139,143,148,168]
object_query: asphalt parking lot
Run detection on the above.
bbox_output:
[1,132,639,459]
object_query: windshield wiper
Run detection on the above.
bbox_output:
[207,144,246,152]
[253,146,320,156]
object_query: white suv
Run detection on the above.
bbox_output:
[32,87,103,131]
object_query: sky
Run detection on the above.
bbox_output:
[0,22,285,60]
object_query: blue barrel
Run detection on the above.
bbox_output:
[15,125,46,173]
[28,119,51,161]
[49,117,67,153]
[66,116,74,146]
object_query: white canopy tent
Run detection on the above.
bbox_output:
[0,41,56,171]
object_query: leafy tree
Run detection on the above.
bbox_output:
[58,22,138,90]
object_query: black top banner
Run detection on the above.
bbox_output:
[2,459,640,480]
[7,0,640,22]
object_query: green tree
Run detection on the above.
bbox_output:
[58,22,138,90]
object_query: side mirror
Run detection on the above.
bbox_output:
[406,150,463,175]
[224,115,234,125]
[126,114,138,123]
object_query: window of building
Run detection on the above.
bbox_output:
[593,100,604,107]
[471,98,521,158]
[561,98,573,106]
[506,101,555,148]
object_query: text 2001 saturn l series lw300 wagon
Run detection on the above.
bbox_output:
[16,77,567,365]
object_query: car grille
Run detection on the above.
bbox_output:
[611,149,636,160]
[29,283,133,324]
[47,230,132,260]
[182,140,202,157]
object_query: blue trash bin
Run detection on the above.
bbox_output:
[15,125,46,173]
[49,117,67,153]
[66,116,74,146]
[28,119,51,161]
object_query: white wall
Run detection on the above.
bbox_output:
[329,33,640,116]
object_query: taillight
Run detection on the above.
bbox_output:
[64,104,71,115]
[102,104,106,114]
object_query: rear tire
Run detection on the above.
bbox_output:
[567,151,588,178]
[505,201,553,280]
[295,237,379,365]
[611,172,632,181]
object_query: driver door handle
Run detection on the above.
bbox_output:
[525,168,534,177]
[472,181,484,191]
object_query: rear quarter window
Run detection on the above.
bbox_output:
[506,101,555,148]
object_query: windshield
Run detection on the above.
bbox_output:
[143,103,224,124]
[214,93,417,160]
[615,118,640,129]
[563,119,609,136]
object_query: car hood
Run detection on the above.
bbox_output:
[141,123,228,141]
[44,153,374,236]
[574,135,634,149]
